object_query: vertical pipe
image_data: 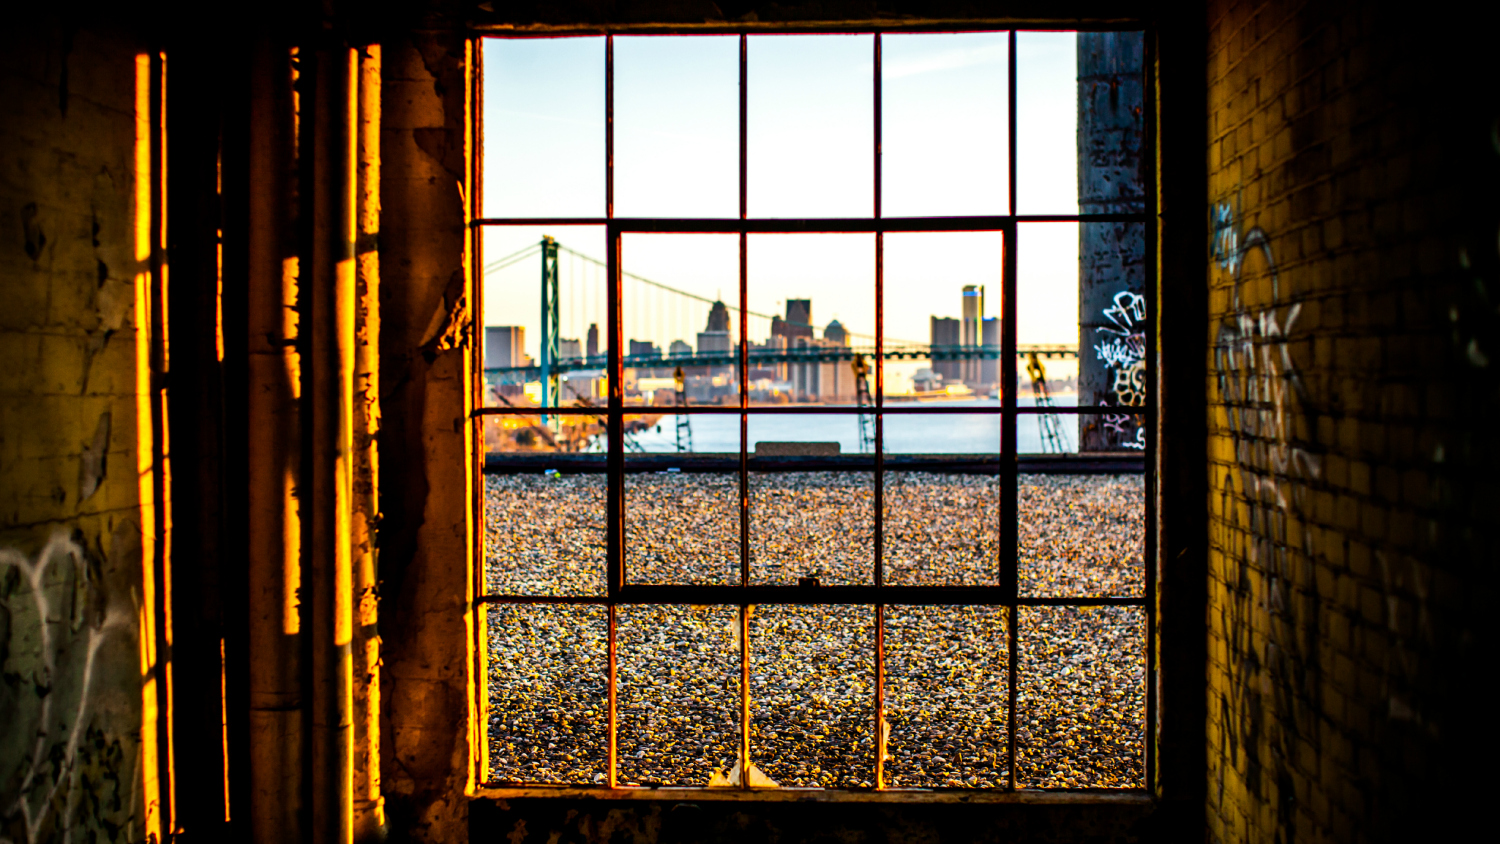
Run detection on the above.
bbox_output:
[307,45,356,844]
[246,37,304,842]
[351,44,384,839]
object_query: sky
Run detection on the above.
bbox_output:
[480,31,1100,363]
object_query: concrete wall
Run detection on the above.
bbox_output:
[0,21,165,844]
[380,28,476,843]
[1204,1,1491,840]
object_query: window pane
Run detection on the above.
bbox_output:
[1018,221,1148,447]
[881,32,1009,216]
[747,234,875,406]
[625,467,740,586]
[882,471,999,586]
[614,36,739,217]
[884,606,1009,788]
[623,234,740,407]
[482,37,604,218]
[617,604,740,787]
[750,605,875,787]
[748,35,873,217]
[746,413,874,585]
[1014,32,1076,215]
[486,604,608,785]
[882,231,1004,400]
[1020,465,1145,598]
[482,225,607,410]
[882,411,1001,455]
[1017,606,1145,788]
[483,468,605,596]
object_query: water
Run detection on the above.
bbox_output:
[628,397,1081,454]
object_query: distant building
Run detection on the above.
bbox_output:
[558,338,581,362]
[485,326,525,371]
[668,339,692,358]
[750,336,788,381]
[980,316,1000,387]
[696,330,731,355]
[706,300,731,332]
[586,323,599,362]
[774,299,814,341]
[628,339,660,359]
[790,337,855,401]
[824,319,849,345]
[961,285,984,385]
[930,316,961,383]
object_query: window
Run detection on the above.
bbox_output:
[474,28,1152,793]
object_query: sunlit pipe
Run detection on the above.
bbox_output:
[246,36,306,843]
[351,44,385,842]
[306,43,358,844]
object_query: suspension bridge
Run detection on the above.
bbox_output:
[481,237,1078,386]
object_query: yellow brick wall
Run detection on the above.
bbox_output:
[0,25,166,843]
[1204,1,1491,840]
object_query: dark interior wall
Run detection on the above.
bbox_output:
[5,2,1493,842]
[1202,0,1492,840]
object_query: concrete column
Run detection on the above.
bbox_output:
[1077,32,1146,451]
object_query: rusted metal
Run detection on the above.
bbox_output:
[476,26,1158,795]
[1004,28,1019,792]
[605,34,621,790]
[737,33,752,791]
[471,35,491,793]
[871,32,887,791]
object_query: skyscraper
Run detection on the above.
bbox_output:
[774,299,814,342]
[961,285,984,386]
[706,300,731,332]
[485,326,525,370]
[586,323,599,361]
[930,316,961,383]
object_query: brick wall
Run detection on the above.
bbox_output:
[1204,1,1492,840]
[0,21,166,842]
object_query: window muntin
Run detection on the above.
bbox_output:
[475,28,1152,793]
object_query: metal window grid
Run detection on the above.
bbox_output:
[470,27,1157,794]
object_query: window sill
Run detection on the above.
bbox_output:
[474,786,1152,805]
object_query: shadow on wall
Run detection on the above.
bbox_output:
[1209,198,1327,831]
[2,523,144,844]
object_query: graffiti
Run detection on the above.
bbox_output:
[1209,199,1326,838]
[1090,289,1147,448]
[2,526,141,844]
[1101,413,1145,449]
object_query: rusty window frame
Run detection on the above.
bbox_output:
[469,24,1157,797]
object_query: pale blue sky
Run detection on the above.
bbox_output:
[481,32,1090,361]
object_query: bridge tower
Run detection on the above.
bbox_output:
[674,366,693,453]
[1026,352,1068,453]
[540,236,560,416]
[852,354,874,453]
